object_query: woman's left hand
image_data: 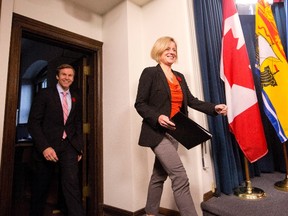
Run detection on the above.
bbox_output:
[215,104,228,116]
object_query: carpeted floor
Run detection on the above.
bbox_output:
[201,172,288,216]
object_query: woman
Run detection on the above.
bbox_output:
[134,36,227,216]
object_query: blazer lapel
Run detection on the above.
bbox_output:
[69,92,76,115]
[157,65,171,99]
[64,91,77,124]
[52,88,64,117]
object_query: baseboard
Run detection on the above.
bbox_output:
[103,204,145,216]
[159,207,180,216]
[203,190,215,202]
[102,204,180,216]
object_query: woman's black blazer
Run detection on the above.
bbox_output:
[135,64,217,148]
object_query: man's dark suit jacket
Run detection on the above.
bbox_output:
[135,64,217,148]
[28,86,83,155]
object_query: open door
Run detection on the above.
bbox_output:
[74,57,96,212]
[0,13,103,216]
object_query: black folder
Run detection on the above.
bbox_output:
[167,112,212,149]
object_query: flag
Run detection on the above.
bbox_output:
[220,0,268,162]
[285,0,288,55]
[256,0,288,143]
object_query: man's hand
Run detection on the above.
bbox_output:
[43,147,58,162]
[77,155,82,162]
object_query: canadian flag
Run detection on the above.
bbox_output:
[220,0,268,162]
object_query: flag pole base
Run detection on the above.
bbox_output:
[234,181,266,200]
[274,177,288,192]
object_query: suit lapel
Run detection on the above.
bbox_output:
[52,87,63,113]
[157,65,171,99]
[69,91,76,115]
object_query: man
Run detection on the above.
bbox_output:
[28,64,85,216]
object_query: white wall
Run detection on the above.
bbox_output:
[0,0,215,215]
[102,1,136,211]
[0,0,14,161]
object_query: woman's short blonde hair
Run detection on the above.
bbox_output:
[150,36,177,63]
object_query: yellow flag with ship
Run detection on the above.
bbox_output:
[256,0,288,142]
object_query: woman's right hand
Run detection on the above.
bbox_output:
[158,115,176,130]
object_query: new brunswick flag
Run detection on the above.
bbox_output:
[256,0,288,143]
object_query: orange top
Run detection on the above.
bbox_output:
[167,75,183,118]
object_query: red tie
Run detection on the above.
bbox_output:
[62,92,68,138]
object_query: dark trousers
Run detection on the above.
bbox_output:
[29,140,85,216]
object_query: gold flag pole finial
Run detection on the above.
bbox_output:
[234,157,266,199]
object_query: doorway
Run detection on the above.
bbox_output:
[0,13,103,216]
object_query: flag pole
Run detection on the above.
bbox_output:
[234,157,266,199]
[274,141,288,191]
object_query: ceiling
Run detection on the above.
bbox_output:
[67,0,153,15]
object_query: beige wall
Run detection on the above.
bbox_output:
[0,0,13,161]
[0,0,215,215]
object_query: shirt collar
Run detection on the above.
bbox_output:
[56,83,70,95]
